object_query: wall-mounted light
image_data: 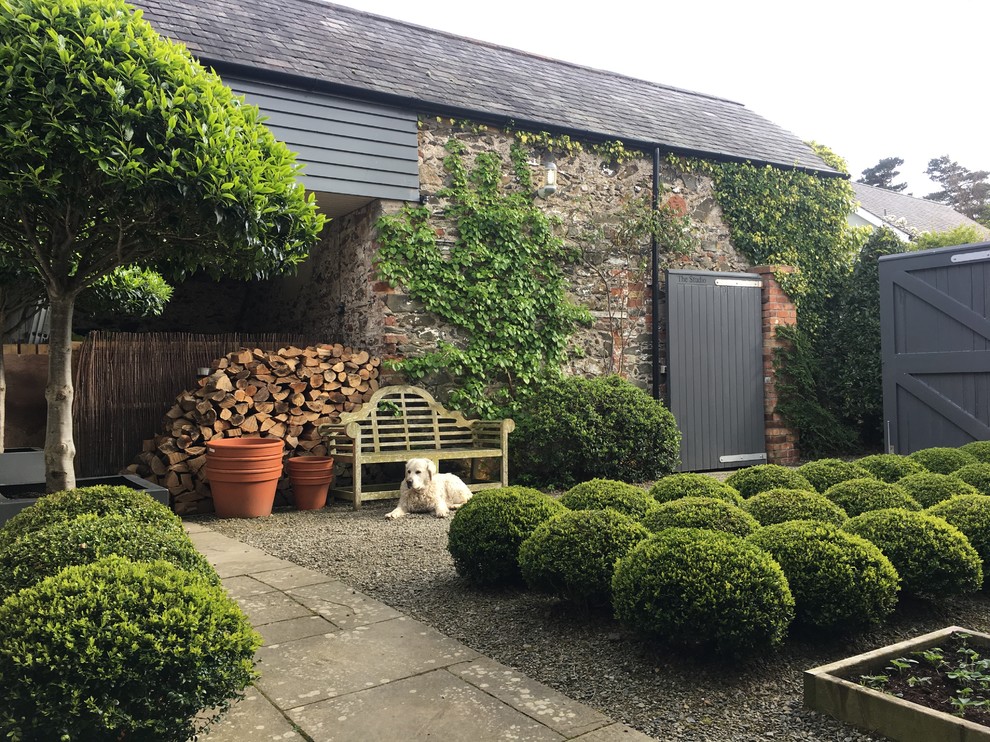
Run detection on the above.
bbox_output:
[536,162,557,198]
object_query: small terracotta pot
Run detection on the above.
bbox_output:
[286,455,334,471]
[288,457,333,511]
[206,437,285,459]
[290,480,331,510]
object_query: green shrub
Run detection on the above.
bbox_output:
[797,459,874,493]
[908,446,978,474]
[518,510,649,606]
[953,464,990,497]
[447,487,568,586]
[0,514,218,598]
[824,478,920,517]
[928,495,990,588]
[960,441,990,463]
[897,472,979,508]
[741,488,848,526]
[509,375,680,488]
[612,528,794,654]
[843,509,983,597]
[747,521,899,632]
[0,556,260,741]
[559,479,658,520]
[648,473,742,505]
[855,453,926,483]
[0,484,180,544]
[724,465,813,499]
[641,496,759,537]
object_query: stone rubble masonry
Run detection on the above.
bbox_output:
[751,265,800,465]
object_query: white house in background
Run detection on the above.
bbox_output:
[849,181,990,241]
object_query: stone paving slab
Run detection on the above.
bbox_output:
[186,529,294,578]
[255,616,479,709]
[570,723,658,741]
[451,657,611,738]
[287,668,565,742]
[256,614,340,646]
[252,564,337,591]
[286,580,403,628]
[201,689,301,741]
[236,590,316,627]
[222,575,281,600]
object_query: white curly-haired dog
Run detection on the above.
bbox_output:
[385,458,473,519]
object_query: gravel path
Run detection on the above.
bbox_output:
[198,502,990,741]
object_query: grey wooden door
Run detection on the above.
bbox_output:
[666,270,766,471]
[880,242,990,453]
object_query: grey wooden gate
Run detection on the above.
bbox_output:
[880,242,990,453]
[666,269,766,471]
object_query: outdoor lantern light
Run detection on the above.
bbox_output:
[536,162,557,198]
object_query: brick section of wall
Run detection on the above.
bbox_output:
[751,265,800,465]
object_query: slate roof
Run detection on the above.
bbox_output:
[134,0,838,175]
[851,182,990,238]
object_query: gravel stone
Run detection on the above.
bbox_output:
[199,501,990,741]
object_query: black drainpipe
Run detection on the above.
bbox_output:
[651,147,662,400]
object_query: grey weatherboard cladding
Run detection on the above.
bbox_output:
[666,270,767,471]
[880,242,990,453]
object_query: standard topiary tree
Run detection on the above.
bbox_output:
[0,484,181,543]
[649,473,742,505]
[855,453,926,483]
[0,513,218,598]
[747,520,899,632]
[0,0,325,490]
[908,447,979,475]
[509,375,680,488]
[641,496,759,537]
[897,472,979,508]
[0,556,260,741]
[612,528,794,654]
[724,464,813,499]
[559,479,658,521]
[960,441,990,464]
[824,478,920,517]
[953,464,990,497]
[518,509,649,606]
[797,458,874,493]
[447,487,568,586]
[928,495,990,588]
[741,488,848,526]
[843,509,983,598]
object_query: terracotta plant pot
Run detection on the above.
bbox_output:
[287,457,333,511]
[206,463,283,518]
[206,437,285,459]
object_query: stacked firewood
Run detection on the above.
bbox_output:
[125,344,381,514]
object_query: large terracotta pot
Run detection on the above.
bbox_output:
[206,437,285,459]
[287,457,334,511]
[206,437,285,518]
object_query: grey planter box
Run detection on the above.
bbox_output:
[0,474,170,527]
[0,447,45,486]
[805,625,990,742]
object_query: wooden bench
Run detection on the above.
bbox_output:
[317,385,515,509]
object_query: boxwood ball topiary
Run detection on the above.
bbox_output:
[747,521,899,632]
[0,513,218,598]
[856,453,926,483]
[0,484,181,544]
[447,487,568,586]
[843,509,983,597]
[641,497,760,537]
[509,375,680,488]
[741,488,848,526]
[612,528,794,654]
[824,478,920,518]
[897,472,979,508]
[960,441,990,464]
[953,464,990,497]
[908,446,978,474]
[649,473,742,505]
[518,509,650,606]
[928,495,990,588]
[797,459,874,493]
[0,556,261,741]
[724,465,813,499]
[559,479,658,520]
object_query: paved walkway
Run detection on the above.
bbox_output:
[186,522,655,742]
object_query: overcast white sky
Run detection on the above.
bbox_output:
[331,0,988,197]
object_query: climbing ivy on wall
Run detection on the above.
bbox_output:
[376,138,590,416]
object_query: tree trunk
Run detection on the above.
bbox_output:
[44,292,76,491]
[0,306,5,454]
